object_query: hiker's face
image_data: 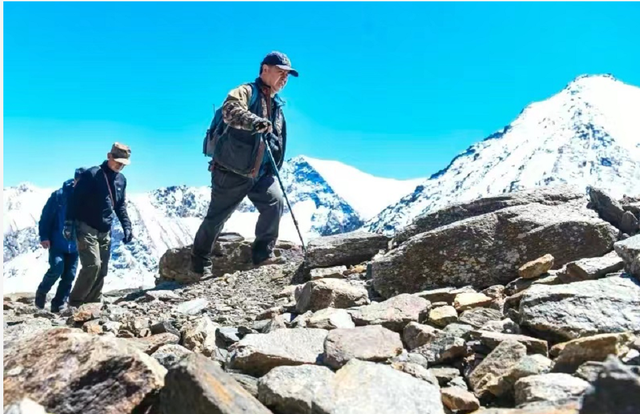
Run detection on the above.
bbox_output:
[262,65,289,93]
[106,153,126,172]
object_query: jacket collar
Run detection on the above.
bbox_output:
[254,78,285,107]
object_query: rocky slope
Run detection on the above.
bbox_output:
[3,156,421,294]
[4,186,640,414]
[367,74,640,235]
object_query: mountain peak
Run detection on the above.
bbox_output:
[564,73,620,93]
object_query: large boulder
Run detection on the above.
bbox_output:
[295,279,370,313]
[394,185,587,245]
[3,327,166,414]
[518,276,640,341]
[614,235,640,278]
[323,325,403,369]
[348,294,430,332]
[588,187,639,235]
[157,233,302,284]
[372,201,618,297]
[305,231,390,269]
[159,353,271,414]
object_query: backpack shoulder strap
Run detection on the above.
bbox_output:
[248,82,259,110]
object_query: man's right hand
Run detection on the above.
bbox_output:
[253,118,272,134]
[63,221,74,241]
[40,240,50,249]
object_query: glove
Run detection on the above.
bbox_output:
[253,118,272,133]
[123,229,133,244]
[63,221,74,241]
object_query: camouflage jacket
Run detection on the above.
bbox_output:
[213,78,287,177]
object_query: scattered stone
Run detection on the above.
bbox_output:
[215,327,242,348]
[159,353,271,414]
[514,373,590,408]
[441,387,481,412]
[429,306,458,328]
[587,187,631,232]
[175,298,209,315]
[229,372,260,399]
[150,321,180,337]
[306,308,355,330]
[305,230,389,268]
[488,354,554,398]
[482,285,506,300]
[579,356,640,414]
[390,350,430,369]
[464,330,549,356]
[481,318,521,334]
[257,365,335,414]
[310,265,347,280]
[151,344,194,370]
[565,251,625,281]
[144,290,181,302]
[614,235,640,277]
[429,367,463,387]
[3,398,48,414]
[4,318,53,351]
[519,254,555,279]
[349,294,430,332]
[518,276,640,341]
[453,292,493,312]
[82,319,103,335]
[228,328,328,376]
[469,341,528,397]
[459,308,502,329]
[553,332,636,373]
[575,361,605,383]
[323,325,403,369]
[181,315,219,356]
[442,323,476,338]
[404,323,467,364]
[415,287,471,304]
[294,278,370,313]
[129,332,181,354]
[3,327,166,414]
[391,362,439,386]
[72,302,102,323]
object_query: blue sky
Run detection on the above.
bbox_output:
[4,2,640,193]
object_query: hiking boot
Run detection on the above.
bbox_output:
[190,255,213,279]
[34,291,46,309]
[252,246,286,266]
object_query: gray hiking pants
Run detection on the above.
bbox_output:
[192,165,284,261]
[68,221,111,307]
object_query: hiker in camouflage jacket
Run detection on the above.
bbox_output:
[191,51,299,277]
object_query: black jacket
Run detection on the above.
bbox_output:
[67,161,131,233]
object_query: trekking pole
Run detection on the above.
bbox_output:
[261,135,307,255]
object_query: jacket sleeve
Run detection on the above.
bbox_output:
[38,192,57,242]
[66,170,92,222]
[115,179,132,233]
[221,84,264,131]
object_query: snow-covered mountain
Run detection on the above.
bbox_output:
[366,74,640,234]
[3,156,421,294]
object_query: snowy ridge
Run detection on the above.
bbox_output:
[366,74,640,234]
[3,157,420,294]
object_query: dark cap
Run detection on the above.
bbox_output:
[110,142,131,165]
[261,51,299,77]
[74,167,86,180]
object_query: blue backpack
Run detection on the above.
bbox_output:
[203,82,259,157]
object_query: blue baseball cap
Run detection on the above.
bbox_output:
[261,51,299,77]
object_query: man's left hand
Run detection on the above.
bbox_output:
[123,229,133,244]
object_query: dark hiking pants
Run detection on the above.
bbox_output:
[36,250,79,309]
[68,221,111,307]
[192,165,284,265]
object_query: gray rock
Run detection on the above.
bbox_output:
[4,327,166,414]
[349,294,430,332]
[620,211,639,235]
[305,231,389,269]
[216,327,242,348]
[481,318,521,334]
[229,372,260,399]
[518,254,555,280]
[310,266,347,280]
[442,323,476,338]
[372,201,617,297]
[3,318,53,351]
[429,367,462,387]
[614,235,640,278]
[403,323,467,364]
[518,276,640,341]
[175,298,209,315]
[306,308,355,330]
[469,340,528,397]
[395,185,585,244]
[313,359,445,414]
[390,350,430,369]
[414,287,475,305]
[323,325,403,369]
[390,362,440,386]
[295,279,370,313]
[159,353,271,414]
[129,332,181,355]
[488,354,554,398]
[228,328,328,376]
[459,308,503,329]
[565,251,625,281]
[152,344,194,370]
[514,373,589,408]
[575,361,606,383]
[180,315,219,356]
[463,330,549,356]
[257,365,335,414]
[580,356,640,414]
[428,305,458,328]
[441,387,480,412]
[3,398,48,414]
[587,187,631,232]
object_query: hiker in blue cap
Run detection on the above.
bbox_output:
[35,167,86,312]
[194,51,299,278]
